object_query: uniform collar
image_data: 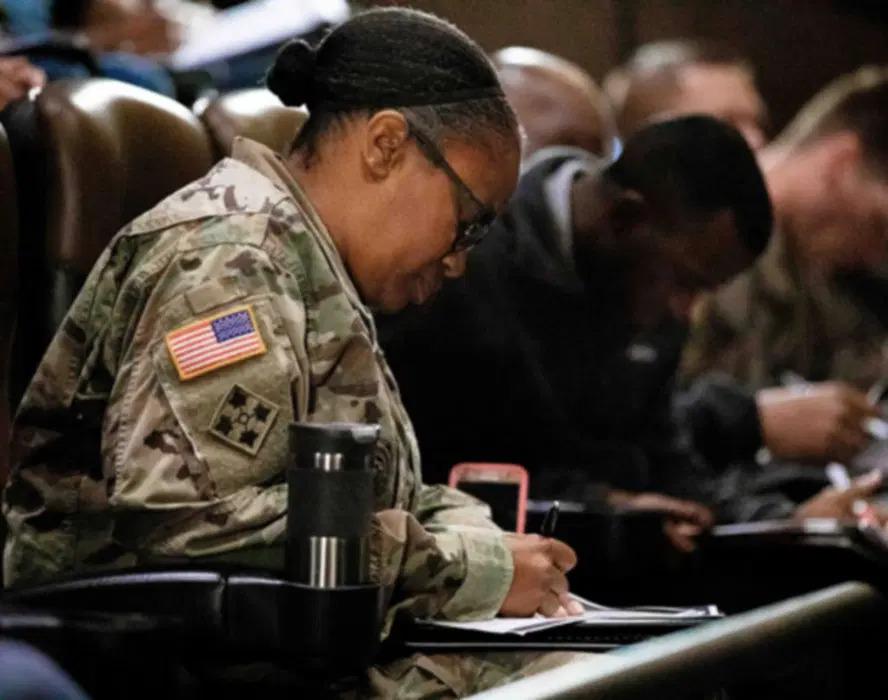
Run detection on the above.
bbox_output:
[231,137,370,319]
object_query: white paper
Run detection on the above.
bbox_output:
[424,615,579,637]
[417,595,720,636]
[570,594,718,621]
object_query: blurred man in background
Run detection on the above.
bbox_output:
[60,0,180,56]
[381,98,885,537]
[1,0,344,99]
[678,67,888,523]
[493,46,618,160]
[605,38,768,150]
[603,41,885,476]
[0,0,177,94]
[684,67,888,421]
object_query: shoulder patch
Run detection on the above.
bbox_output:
[165,305,266,381]
[208,384,280,456]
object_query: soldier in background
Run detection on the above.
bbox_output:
[683,67,888,466]
[603,41,884,473]
[3,8,593,696]
[381,111,887,536]
[492,46,619,160]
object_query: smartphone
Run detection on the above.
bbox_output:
[448,462,529,533]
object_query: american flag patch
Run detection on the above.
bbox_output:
[165,305,267,381]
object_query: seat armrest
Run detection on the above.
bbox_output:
[4,569,227,640]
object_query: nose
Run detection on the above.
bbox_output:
[442,250,469,279]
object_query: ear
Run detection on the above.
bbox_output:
[820,130,863,190]
[362,110,411,181]
[608,189,649,238]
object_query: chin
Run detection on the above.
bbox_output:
[371,293,411,315]
[355,280,406,313]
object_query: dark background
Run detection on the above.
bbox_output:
[383,0,887,137]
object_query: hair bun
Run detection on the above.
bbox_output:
[267,39,318,107]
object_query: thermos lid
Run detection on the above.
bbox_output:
[289,422,380,470]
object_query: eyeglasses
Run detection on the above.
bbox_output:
[406,118,497,253]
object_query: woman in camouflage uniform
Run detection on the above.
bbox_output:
[5,7,587,696]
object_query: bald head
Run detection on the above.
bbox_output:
[493,47,618,159]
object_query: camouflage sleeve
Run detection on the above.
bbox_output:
[3,216,316,585]
[367,485,514,632]
[3,241,125,586]
[107,239,309,560]
[413,484,514,618]
[371,503,514,635]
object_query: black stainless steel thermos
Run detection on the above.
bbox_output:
[286,422,379,587]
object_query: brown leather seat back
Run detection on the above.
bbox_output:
[4,78,214,405]
[42,79,215,288]
[0,123,17,485]
[197,88,307,158]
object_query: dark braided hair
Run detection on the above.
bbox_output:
[266,7,518,160]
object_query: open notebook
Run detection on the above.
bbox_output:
[401,594,722,651]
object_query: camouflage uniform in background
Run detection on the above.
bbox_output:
[3,137,591,696]
[682,230,888,390]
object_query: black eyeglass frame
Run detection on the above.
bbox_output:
[405,117,497,253]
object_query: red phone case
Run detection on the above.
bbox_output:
[448,462,529,534]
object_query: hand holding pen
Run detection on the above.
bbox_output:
[499,500,584,618]
[760,376,883,464]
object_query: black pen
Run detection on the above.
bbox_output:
[541,500,560,537]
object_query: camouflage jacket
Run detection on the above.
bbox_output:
[3,138,513,623]
[682,230,887,390]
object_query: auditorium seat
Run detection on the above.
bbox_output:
[0,79,214,405]
[196,88,307,158]
[0,123,17,486]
